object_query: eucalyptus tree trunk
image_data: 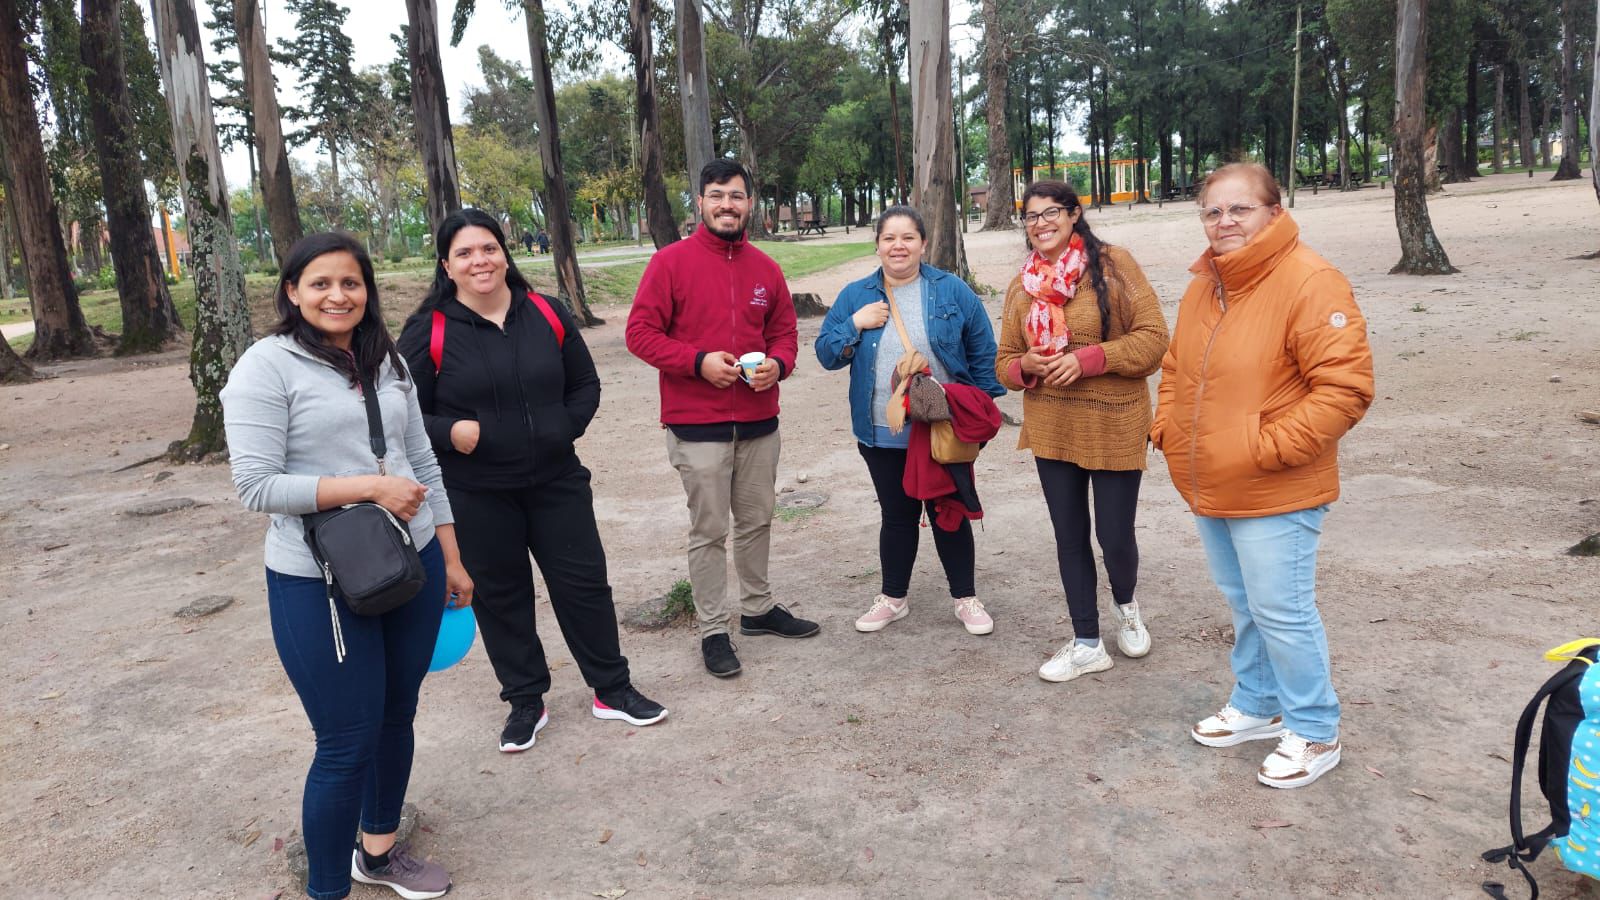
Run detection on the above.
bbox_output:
[234,0,301,265]
[406,0,462,238]
[0,330,32,382]
[1492,65,1504,173]
[979,0,1014,230]
[1589,0,1599,255]
[908,0,965,277]
[523,0,598,325]
[0,1,95,360]
[1552,0,1582,180]
[1515,60,1533,167]
[674,0,713,197]
[1390,0,1456,275]
[151,0,253,458]
[629,0,678,250]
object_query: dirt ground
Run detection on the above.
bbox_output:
[3,172,1599,899]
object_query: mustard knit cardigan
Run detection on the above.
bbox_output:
[994,244,1170,471]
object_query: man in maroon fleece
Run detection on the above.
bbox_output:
[626,159,821,678]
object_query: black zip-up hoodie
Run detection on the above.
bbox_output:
[397,291,600,490]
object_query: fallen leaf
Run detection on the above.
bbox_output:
[1410,788,1437,801]
[1252,819,1293,829]
[241,830,261,848]
[591,890,627,900]
[1368,617,1387,623]
[575,754,586,766]
[38,691,62,700]
[1085,773,1102,783]
[1488,659,1501,669]
[598,829,614,844]
[1348,699,1373,706]
[1488,752,1512,764]
[769,714,783,723]
[864,846,875,862]
[273,837,284,853]
[635,852,647,867]
[1365,765,1385,778]
[420,825,434,833]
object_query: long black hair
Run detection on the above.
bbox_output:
[1019,180,1125,341]
[418,208,535,313]
[270,231,405,386]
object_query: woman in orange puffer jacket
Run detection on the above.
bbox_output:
[1152,163,1373,790]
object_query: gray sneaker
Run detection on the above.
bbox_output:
[351,844,452,899]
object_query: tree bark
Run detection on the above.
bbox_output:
[0,202,14,301]
[1516,59,1534,168]
[405,0,462,237]
[151,0,253,458]
[1390,0,1456,275]
[0,329,33,381]
[1439,108,1466,183]
[908,0,964,277]
[82,0,182,355]
[980,0,1014,230]
[674,0,713,196]
[234,0,300,266]
[0,2,96,361]
[1492,64,1504,173]
[630,0,678,250]
[1462,41,1480,178]
[523,0,598,325]
[1590,0,1600,254]
[1553,0,1582,180]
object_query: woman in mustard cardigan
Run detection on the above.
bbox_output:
[995,180,1169,685]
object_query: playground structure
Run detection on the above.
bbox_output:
[1013,159,1152,205]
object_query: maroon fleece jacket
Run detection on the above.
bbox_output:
[625,226,800,426]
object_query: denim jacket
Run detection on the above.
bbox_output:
[815,262,1006,446]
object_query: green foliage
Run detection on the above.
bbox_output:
[662,579,695,619]
[276,0,372,165]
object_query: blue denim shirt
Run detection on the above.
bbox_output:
[815,262,1006,447]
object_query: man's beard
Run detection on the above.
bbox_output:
[703,210,747,241]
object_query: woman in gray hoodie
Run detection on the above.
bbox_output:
[221,232,471,900]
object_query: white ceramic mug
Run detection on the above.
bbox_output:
[738,351,766,384]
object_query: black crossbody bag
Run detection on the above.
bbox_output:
[302,369,426,662]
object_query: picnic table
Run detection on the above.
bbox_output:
[797,218,828,236]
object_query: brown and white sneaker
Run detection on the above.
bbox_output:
[1257,732,1341,789]
[1190,705,1286,748]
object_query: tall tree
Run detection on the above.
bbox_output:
[1391,0,1457,274]
[409,0,462,238]
[81,0,183,353]
[1589,0,1599,255]
[234,0,302,265]
[0,1,95,360]
[676,0,714,196]
[151,0,253,457]
[980,0,1015,230]
[908,0,965,276]
[524,0,598,324]
[278,0,368,224]
[629,0,680,248]
[1551,0,1583,180]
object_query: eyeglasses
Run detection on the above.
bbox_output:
[1022,206,1074,226]
[1199,203,1267,224]
[703,191,748,204]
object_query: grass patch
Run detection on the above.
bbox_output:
[1505,329,1544,342]
[1409,302,1428,313]
[774,505,822,523]
[662,579,695,619]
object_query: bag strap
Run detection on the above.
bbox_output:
[357,368,387,475]
[428,292,565,375]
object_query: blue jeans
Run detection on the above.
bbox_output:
[1193,507,1339,744]
[266,539,446,900]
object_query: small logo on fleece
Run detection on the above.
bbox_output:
[1329,312,1348,329]
[751,284,769,307]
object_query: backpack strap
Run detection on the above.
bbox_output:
[430,294,565,376]
[429,309,446,373]
[528,292,566,347]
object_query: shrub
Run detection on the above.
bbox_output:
[662,579,695,619]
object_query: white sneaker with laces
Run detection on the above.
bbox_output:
[1258,732,1341,788]
[855,594,909,632]
[1038,640,1114,683]
[1190,705,1286,748]
[1112,600,1150,658]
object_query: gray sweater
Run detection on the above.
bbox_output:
[220,334,454,578]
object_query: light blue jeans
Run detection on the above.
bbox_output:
[1193,506,1339,744]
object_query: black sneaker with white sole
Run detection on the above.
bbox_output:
[739,604,820,638]
[499,701,548,753]
[592,685,668,726]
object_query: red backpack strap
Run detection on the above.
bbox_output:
[527,292,565,347]
[429,309,446,372]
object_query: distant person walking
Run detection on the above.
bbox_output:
[521,230,535,255]
[222,232,471,900]
[1154,162,1373,789]
[536,229,549,255]
[626,158,819,678]
[994,180,1169,685]
[815,204,1006,636]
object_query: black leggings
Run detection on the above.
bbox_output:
[858,444,976,599]
[1036,458,1142,640]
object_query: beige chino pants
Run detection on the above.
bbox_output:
[665,429,781,637]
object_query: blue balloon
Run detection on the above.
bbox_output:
[429,606,477,672]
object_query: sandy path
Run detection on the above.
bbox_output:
[2,171,1597,898]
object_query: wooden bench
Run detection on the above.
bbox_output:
[797,218,827,236]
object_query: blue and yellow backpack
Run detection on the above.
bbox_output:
[1483,639,1600,898]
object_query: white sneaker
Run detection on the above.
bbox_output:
[1112,600,1150,658]
[1190,705,1286,748]
[1038,640,1114,683]
[1258,732,1341,788]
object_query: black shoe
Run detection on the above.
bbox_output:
[739,604,820,638]
[593,685,669,726]
[499,700,548,753]
[701,634,742,678]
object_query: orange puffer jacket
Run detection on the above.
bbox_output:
[1152,211,1374,518]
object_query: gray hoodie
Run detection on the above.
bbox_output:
[220,334,454,578]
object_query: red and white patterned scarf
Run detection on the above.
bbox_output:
[1019,234,1087,354]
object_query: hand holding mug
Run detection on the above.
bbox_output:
[699,351,741,388]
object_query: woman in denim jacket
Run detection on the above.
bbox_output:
[815,205,1006,636]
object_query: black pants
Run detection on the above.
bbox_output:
[858,444,976,599]
[448,463,629,705]
[1036,458,1142,640]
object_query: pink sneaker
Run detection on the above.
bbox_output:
[954,597,993,635]
[854,594,909,632]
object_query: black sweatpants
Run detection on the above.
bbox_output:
[1035,458,1142,640]
[447,462,629,705]
[858,444,976,599]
